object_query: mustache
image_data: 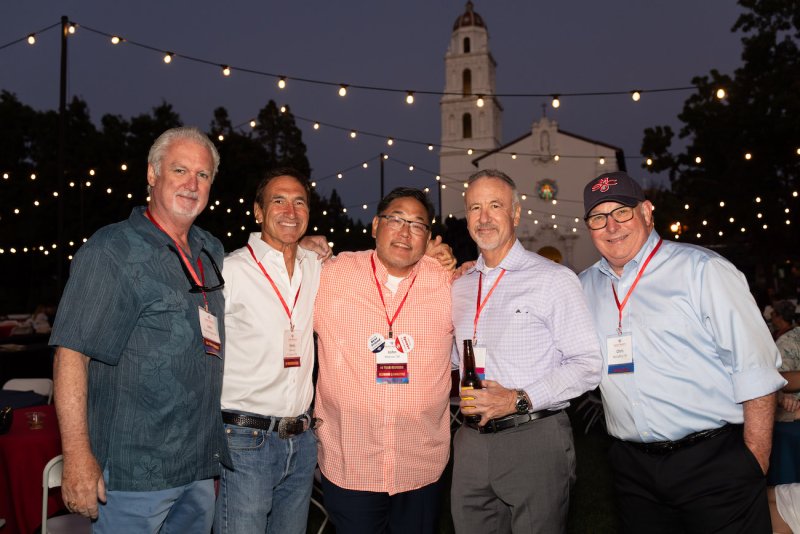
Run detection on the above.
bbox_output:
[476,224,496,231]
[175,190,199,199]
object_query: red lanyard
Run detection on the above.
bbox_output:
[473,269,506,343]
[247,244,302,331]
[145,209,208,310]
[611,238,663,334]
[370,254,417,339]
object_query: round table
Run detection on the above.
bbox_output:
[0,403,64,534]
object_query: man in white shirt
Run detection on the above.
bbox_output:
[214,168,322,534]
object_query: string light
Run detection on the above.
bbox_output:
[551,95,560,108]
[110,35,121,44]
[67,24,77,35]
[646,158,653,166]
[349,130,357,139]
[30,173,36,180]
[221,65,231,77]
[338,85,348,97]
[27,34,35,45]
[511,153,517,160]
[405,91,414,105]
[217,134,224,141]
[599,157,605,165]
[553,155,560,162]
[163,52,173,64]
[387,138,394,146]
[279,106,286,113]
[427,144,434,151]
[278,77,287,89]
[313,122,320,130]
[249,120,256,128]
[716,88,726,99]
[744,152,752,160]
[476,95,485,107]
[631,91,641,102]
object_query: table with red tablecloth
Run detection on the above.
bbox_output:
[0,403,64,534]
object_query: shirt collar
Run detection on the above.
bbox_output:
[247,232,308,266]
[371,250,421,283]
[131,206,206,256]
[473,239,526,274]
[597,229,661,279]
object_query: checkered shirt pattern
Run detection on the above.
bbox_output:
[451,240,602,411]
[314,250,453,495]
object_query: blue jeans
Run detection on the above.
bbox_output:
[213,423,318,534]
[94,476,214,533]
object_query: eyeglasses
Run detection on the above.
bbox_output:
[584,205,635,230]
[377,214,430,236]
[168,245,225,293]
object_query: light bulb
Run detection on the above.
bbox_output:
[405,91,414,104]
[551,96,560,108]
[111,36,121,44]
[163,52,173,64]
[222,65,231,77]
[338,85,348,97]
[27,34,35,45]
[716,88,726,99]
[631,91,641,102]
[476,95,485,107]
[278,77,286,89]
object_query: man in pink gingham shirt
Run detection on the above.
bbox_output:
[314,187,454,534]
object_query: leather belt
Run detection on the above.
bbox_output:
[622,424,735,454]
[465,410,561,434]
[222,411,319,439]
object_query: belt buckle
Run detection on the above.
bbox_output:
[278,416,305,439]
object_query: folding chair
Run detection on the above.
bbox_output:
[41,455,92,533]
[3,378,54,404]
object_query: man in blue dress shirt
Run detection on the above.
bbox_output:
[579,171,785,533]
[451,169,602,533]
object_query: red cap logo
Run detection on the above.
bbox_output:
[591,177,618,193]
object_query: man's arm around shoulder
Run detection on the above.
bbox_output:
[54,346,106,519]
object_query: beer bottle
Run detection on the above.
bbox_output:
[461,339,482,424]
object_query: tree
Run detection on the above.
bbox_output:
[641,0,800,276]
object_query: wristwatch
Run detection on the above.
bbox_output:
[514,389,530,415]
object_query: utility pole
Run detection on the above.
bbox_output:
[56,15,68,290]
[379,153,386,200]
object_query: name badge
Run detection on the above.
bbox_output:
[376,333,411,384]
[284,329,302,367]
[606,332,633,374]
[474,346,487,380]
[198,307,221,358]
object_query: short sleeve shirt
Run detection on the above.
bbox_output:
[50,206,230,491]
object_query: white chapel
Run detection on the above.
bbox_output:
[439,2,626,272]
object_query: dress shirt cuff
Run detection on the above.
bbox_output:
[731,365,787,403]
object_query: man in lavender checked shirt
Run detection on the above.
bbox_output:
[450,169,602,534]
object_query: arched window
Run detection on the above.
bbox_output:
[462,113,472,139]
[462,69,472,96]
[463,37,471,53]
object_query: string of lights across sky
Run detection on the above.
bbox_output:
[2,20,799,257]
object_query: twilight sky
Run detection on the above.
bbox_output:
[0,1,745,222]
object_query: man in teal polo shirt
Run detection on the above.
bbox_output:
[50,126,230,532]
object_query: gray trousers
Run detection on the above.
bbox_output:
[451,411,576,534]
